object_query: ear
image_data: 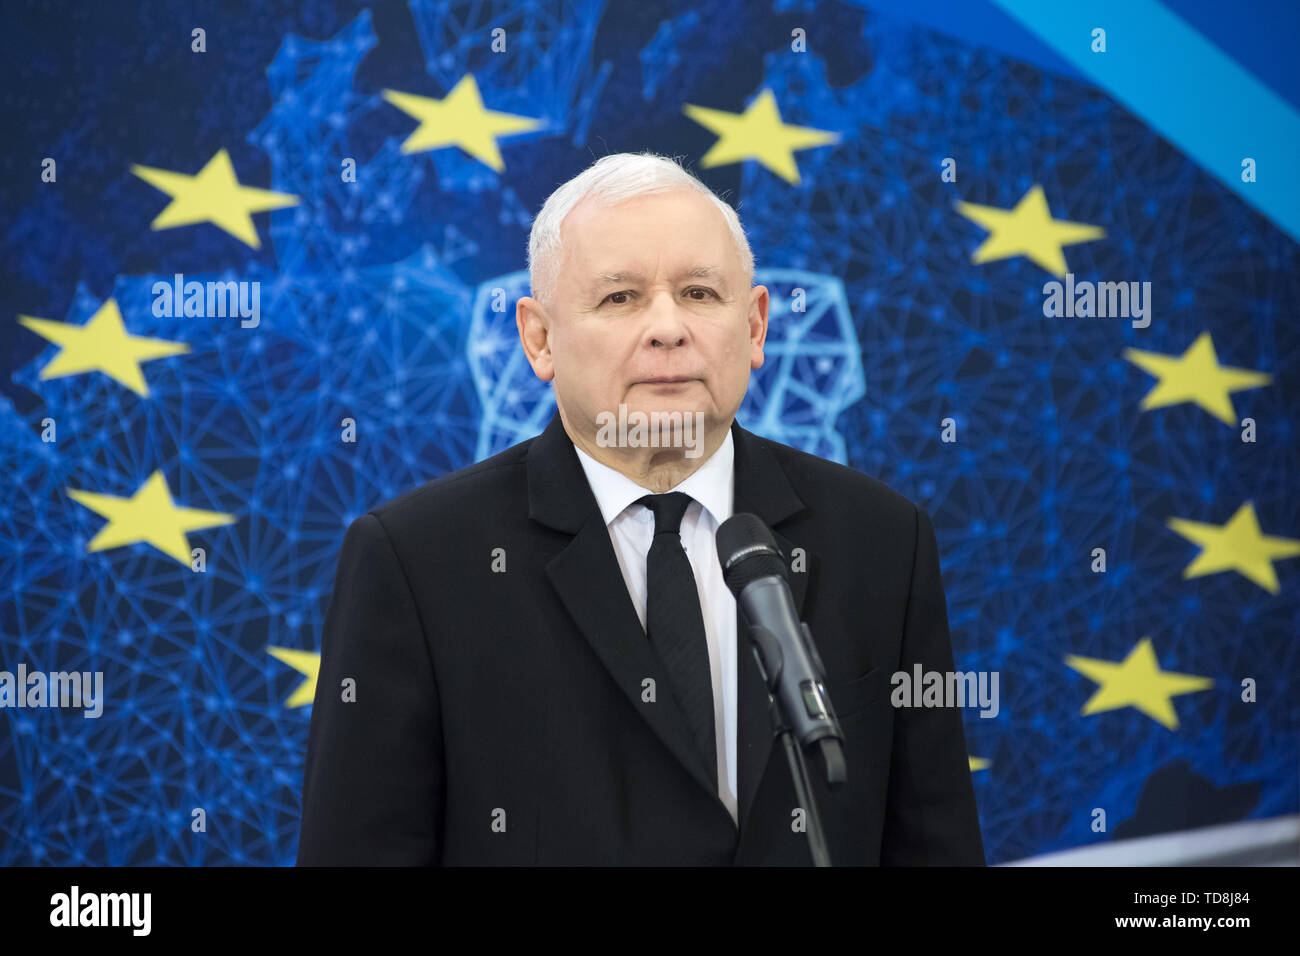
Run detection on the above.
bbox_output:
[516,295,555,381]
[748,285,769,370]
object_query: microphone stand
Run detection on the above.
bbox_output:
[747,634,843,867]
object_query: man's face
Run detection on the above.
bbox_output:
[517,188,768,457]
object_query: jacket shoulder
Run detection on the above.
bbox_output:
[752,431,921,525]
[368,434,534,528]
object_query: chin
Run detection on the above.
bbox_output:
[630,400,709,420]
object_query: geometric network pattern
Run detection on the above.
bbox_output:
[1,0,1296,865]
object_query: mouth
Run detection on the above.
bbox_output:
[638,376,697,385]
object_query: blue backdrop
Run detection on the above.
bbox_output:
[1,0,1297,865]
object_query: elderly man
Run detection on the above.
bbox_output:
[297,152,985,866]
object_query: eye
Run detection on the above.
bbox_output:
[600,288,717,305]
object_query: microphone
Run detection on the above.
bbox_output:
[716,513,846,788]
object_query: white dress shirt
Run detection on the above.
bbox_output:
[571,430,739,825]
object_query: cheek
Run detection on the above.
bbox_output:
[561,332,619,385]
[720,323,751,364]
[570,324,617,359]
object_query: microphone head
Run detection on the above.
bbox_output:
[715,513,788,595]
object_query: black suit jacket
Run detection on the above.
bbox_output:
[297,411,985,865]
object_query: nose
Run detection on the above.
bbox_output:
[644,290,690,348]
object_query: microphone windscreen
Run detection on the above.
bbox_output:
[716,513,787,594]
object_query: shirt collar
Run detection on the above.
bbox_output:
[572,427,735,528]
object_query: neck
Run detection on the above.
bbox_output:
[561,410,730,493]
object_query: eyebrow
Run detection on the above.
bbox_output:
[588,266,727,291]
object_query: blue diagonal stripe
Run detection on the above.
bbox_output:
[991,0,1300,245]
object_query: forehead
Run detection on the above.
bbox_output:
[560,189,740,287]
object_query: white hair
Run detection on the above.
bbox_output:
[527,151,755,309]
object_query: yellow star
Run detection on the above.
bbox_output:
[683,88,840,185]
[969,757,991,772]
[1066,638,1212,730]
[131,148,299,249]
[382,74,542,171]
[954,184,1104,277]
[66,470,236,565]
[18,299,189,397]
[1123,332,1271,425]
[268,647,320,709]
[1167,501,1300,594]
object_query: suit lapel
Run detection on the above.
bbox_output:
[526,410,818,835]
[528,412,719,803]
[732,441,816,836]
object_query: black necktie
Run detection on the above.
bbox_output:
[636,492,718,789]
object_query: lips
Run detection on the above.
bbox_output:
[638,376,696,384]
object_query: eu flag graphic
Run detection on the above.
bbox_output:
[1,0,1296,865]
